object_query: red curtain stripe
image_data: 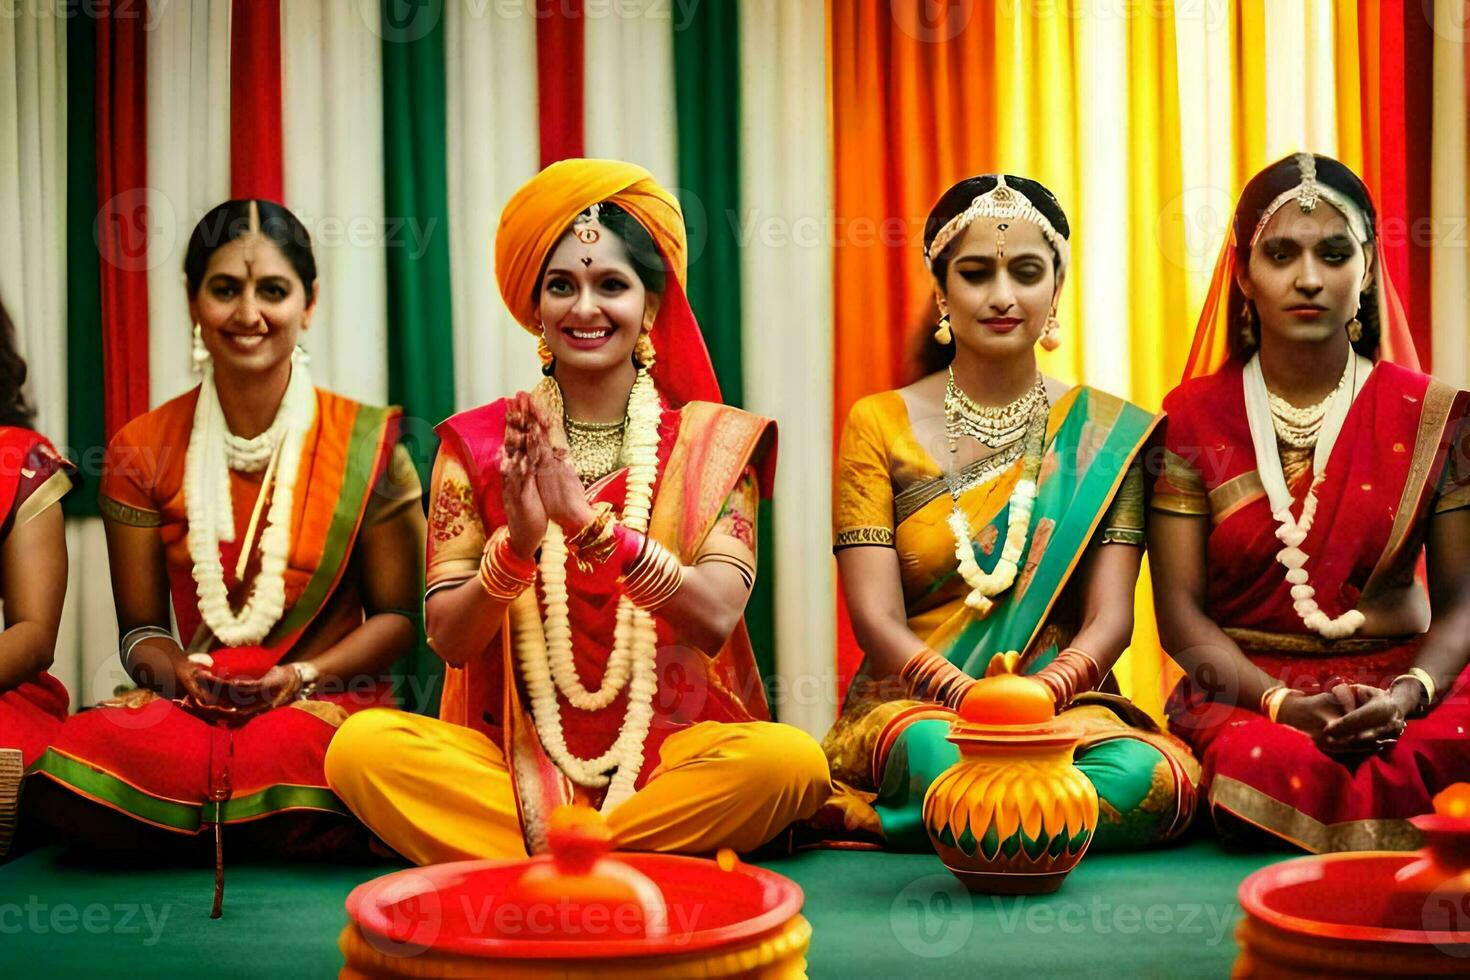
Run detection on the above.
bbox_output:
[229,0,284,202]
[535,0,584,166]
[94,1,151,439]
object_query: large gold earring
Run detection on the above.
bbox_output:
[1039,314,1061,352]
[191,323,209,374]
[634,329,656,367]
[934,314,952,344]
[1346,315,1363,343]
[537,326,554,371]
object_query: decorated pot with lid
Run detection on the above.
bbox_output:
[921,669,1098,894]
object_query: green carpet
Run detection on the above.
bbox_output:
[0,839,1278,977]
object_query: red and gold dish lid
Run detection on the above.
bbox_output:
[1237,785,1470,952]
[344,807,805,960]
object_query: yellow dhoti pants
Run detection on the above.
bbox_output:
[324,709,832,866]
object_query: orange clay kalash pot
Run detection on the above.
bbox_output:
[1234,784,1470,977]
[921,663,1099,894]
[338,806,811,978]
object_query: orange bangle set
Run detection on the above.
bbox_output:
[618,537,685,610]
[1259,684,1299,723]
[1035,647,1102,709]
[899,647,973,710]
[478,527,536,601]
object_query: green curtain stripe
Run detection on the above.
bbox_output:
[671,5,776,698]
[380,1,454,714]
[65,14,106,517]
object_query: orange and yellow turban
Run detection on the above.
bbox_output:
[494,159,719,407]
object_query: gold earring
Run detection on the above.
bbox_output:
[537,325,554,368]
[1238,303,1257,348]
[634,329,656,367]
[934,314,952,344]
[1346,316,1363,343]
[1039,314,1061,352]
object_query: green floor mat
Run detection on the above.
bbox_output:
[0,839,1278,977]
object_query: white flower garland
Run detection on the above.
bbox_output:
[184,353,316,647]
[1242,352,1372,640]
[946,402,1048,617]
[513,367,663,814]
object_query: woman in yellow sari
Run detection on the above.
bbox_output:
[822,174,1199,851]
[325,160,830,863]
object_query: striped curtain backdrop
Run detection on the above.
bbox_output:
[0,0,1463,735]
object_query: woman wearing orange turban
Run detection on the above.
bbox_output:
[325,160,831,861]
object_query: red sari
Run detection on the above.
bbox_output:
[1157,358,1470,850]
[0,429,76,761]
[30,387,411,840]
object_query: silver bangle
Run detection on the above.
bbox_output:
[119,626,175,674]
[289,661,320,699]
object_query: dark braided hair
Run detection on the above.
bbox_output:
[914,174,1072,373]
[1230,154,1381,361]
[0,296,36,429]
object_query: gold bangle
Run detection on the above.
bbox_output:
[479,528,535,601]
[565,502,619,571]
[619,537,685,610]
[1261,685,1298,724]
[1394,667,1437,708]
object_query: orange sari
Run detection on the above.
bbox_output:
[30,386,413,836]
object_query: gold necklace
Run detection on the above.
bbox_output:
[564,416,626,487]
[945,369,1048,452]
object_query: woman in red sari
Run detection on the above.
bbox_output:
[1151,153,1470,852]
[0,297,78,857]
[325,160,830,863]
[27,201,425,870]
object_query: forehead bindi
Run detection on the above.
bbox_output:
[545,230,636,276]
[951,216,1049,260]
[205,237,295,282]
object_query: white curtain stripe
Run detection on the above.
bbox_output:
[145,0,231,408]
[1431,0,1469,387]
[738,0,835,737]
[281,0,390,404]
[1173,0,1234,319]
[582,0,678,190]
[1074,3,1130,396]
[0,7,67,438]
[445,0,541,412]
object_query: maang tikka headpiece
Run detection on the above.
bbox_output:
[573,204,603,247]
[924,175,1071,277]
[1248,152,1371,248]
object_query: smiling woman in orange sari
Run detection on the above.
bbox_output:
[27,201,425,865]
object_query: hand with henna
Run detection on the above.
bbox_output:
[526,397,596,533]
[501,392,549,560]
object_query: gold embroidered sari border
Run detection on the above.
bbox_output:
[1209,774,1420,853]
[1223,627,1403,656]
[834,525,894,548]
